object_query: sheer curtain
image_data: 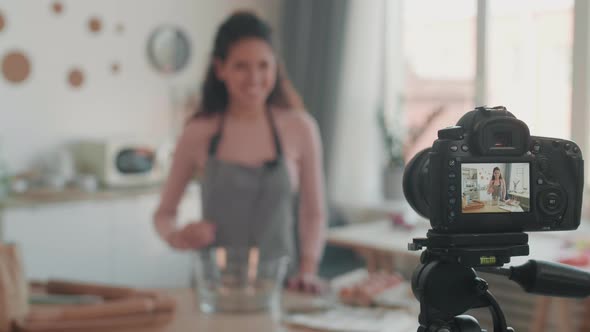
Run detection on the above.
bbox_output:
[282,0,398,205]
[328,0,392,205]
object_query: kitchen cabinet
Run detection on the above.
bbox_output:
[461,167,480,201]
[110,192,199,288]
[1,184,201,288]
[3,202,112,283]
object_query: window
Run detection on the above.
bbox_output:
[487,0,574,139]
[401,0,477,161]
[397,0,575,162]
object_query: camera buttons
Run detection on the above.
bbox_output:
[545,194,560,210]
[573,146,580,153]
[552,140,560,148]
[532,143,541,153]
[448,172,456,179]
[538,158,550,172]
[564,143,571,151]
[449,197,457,205]
[448,159,456,167]
[537,178,544,185]
[449,184,457,191]
[450,145,459,152]
[448,208,457,222]
[461,145,469,152]
[539,190,565,216]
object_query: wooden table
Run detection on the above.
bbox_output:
[462,203,524,213]
[22,286,409,332]
[103,289,323,332]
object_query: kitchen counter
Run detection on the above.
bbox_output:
[0,186,164,209]
[462,202,524,213]
[509,192,530,199]
[0,184,202,287]
[20,287,417,332]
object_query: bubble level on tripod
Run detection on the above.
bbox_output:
[480,256,497,265]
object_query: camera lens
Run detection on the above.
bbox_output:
[403,148,431,219]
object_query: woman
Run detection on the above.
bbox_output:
[486,167,506,202]
[153,12,326,293]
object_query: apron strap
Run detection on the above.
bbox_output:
[207,114,225,156]
[267,107,283,158]
[208,107,283,162]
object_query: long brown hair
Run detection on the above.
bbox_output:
[195,11,303,117]
[492,167,503,180]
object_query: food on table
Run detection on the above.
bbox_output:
[338,272,404,306]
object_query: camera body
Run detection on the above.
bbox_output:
[404,106,584,234]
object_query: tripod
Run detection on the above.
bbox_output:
[409,231,590,332]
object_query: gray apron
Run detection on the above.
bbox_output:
[200,108,296,268]
[491,183,503,200]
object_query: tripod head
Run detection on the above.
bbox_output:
[409,231,529,268]
[409,230,590,332]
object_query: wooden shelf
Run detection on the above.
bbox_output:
[0,185,165,209]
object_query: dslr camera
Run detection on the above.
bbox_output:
[404,105,584,235]
[403,106,588,332]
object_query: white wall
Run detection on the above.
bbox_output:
[0,0,283,171]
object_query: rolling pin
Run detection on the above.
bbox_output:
[29,294,103,305]
[25,295,176,322]
[6,244,29,318]
[17,311,174,332]
[45,280,158,300]
[0,255,12,332]
[0,244,29,332]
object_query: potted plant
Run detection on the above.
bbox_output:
[377,107,405,201]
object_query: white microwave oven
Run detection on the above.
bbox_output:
[70,139,168,187]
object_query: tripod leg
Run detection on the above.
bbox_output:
[484,290,511,332]
[529,297,550,332]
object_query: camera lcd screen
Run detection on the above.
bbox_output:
[461,163,530,214]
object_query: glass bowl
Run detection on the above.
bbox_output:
[192,246,290,314]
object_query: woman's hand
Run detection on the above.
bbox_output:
[287,273,327,295]
[167,221,216,250]
[487,183,494,194]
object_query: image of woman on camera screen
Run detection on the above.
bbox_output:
[487,167,507,202]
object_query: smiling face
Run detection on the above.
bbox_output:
[494,169,501,180]
[215,37,277,110]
